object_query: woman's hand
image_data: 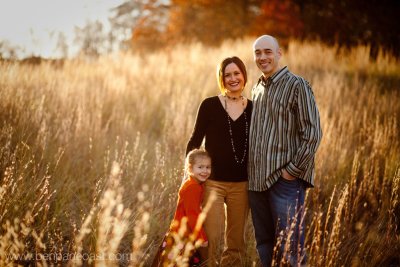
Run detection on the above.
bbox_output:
[201,240,209,247]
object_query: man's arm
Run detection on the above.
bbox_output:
[284,78,322,179]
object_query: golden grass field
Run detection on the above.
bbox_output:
[0,39,399,266]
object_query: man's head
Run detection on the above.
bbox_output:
[253,35,282,78]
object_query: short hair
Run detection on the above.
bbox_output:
[185,148,211,174]
[216,56,247,95]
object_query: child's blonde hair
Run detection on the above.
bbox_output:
[184,148,211,175]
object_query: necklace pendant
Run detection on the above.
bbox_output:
[225,94,243,102]
[224,100,248,165]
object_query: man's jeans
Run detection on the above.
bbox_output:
[249,177,306,267]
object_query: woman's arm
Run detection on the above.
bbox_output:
[186,100,208,155]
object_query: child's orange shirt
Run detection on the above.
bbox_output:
[170,176,207,242]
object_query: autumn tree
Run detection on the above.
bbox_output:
[297,0,400,57]
[249,0,304,47]
[110,0,169,51]
[167,0,254,45]
[109,0,399,56]
[110,0,262,49]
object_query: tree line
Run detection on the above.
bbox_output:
[1,0,398,59]
[111,0,399,57]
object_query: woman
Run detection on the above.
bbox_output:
[186,56,252,266]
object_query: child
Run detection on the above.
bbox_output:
[152,148,211,267]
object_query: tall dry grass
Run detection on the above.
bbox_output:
[0,38,399,266]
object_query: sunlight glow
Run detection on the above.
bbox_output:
[0,0,124,58]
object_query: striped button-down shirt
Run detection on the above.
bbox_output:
[248,66,322,191]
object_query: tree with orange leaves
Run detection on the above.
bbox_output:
[249,0,304,47]
[167,0,252,46]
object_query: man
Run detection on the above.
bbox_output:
[248,35,322,266]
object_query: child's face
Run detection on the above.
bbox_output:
[189,157,211,183]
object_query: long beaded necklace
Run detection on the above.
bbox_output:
[224,95,248,164]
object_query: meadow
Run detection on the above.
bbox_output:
[0,39,399,266]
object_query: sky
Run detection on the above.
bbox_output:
[0,0,124,58]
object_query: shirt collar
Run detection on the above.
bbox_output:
[258,66,289,85]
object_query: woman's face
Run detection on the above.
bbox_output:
[223,63,245,94]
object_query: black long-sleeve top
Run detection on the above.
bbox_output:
[186,96,252,182]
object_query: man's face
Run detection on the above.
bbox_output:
[253,37,281,78]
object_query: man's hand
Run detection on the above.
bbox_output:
[282,169,296,180]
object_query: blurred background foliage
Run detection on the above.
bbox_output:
[109,0,399,57]
[1,0,398,60]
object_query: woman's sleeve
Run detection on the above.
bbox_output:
[186,100,208,155]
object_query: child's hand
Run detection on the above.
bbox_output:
[201,241,208,247]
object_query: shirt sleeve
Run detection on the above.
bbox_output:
[181,184,208,241]
[186,99,208,155]
[286,79,323,178]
